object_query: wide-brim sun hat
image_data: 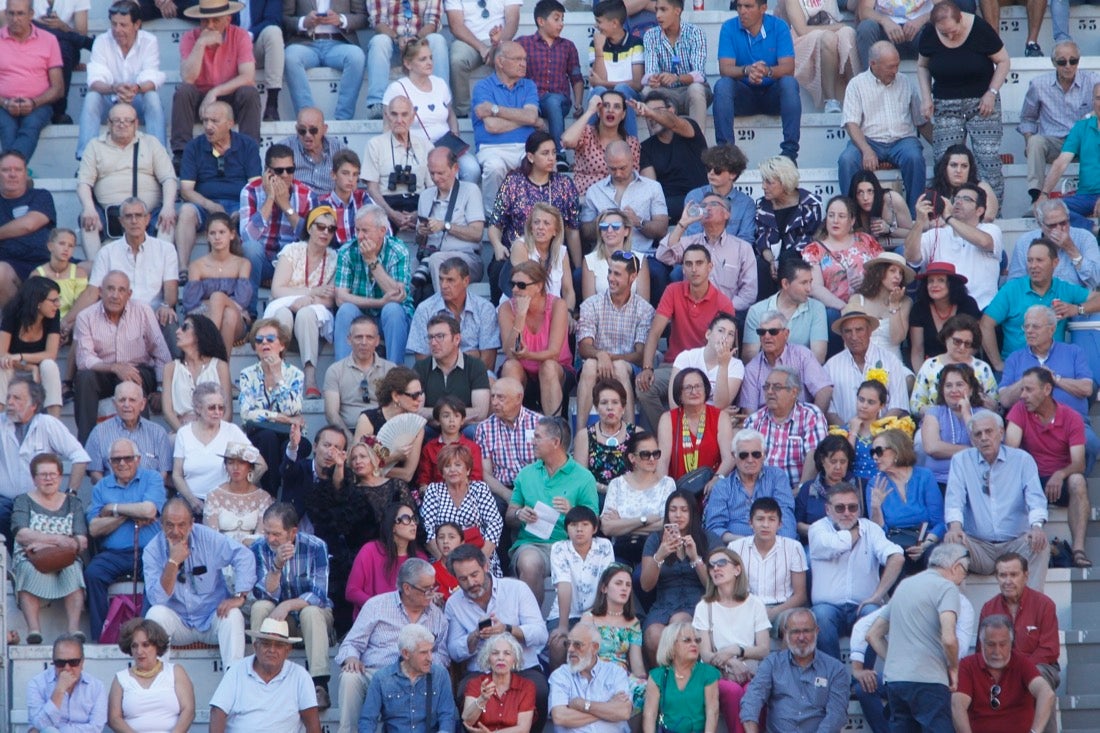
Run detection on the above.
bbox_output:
[916,261,968,285]
[863,251,916,286]
[184,0,246,19]
[218,441,261,464]
[246,618,302,644]
[831,303,882,336]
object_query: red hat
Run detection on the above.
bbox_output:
[916,261,968,284]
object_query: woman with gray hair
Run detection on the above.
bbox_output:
[172,382,254,514]
[754,155,822,299]
[461,632,536,733]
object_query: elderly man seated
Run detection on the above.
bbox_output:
[209,617,322,733]
[738,309,833,413]
[359,625,457,733]
[548,621,632,733]
[945,411,1051,589]
[144,497,257,669]
[335,558,450,733]
[363,96,432,232]
[744,365,829,490]
[84,381,173,483]
[705,428,797,543]
[824,304,911,424]
[26,634,107,733]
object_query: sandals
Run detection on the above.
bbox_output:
[1073,549,1093,568]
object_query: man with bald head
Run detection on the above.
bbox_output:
[474,376,542,503]
[72,270,171,442]
[548,621,631,733]
[471,41,540,212]
[837,40,926,214]
[84,437,166,641]
[85,380,173,483]
[581,138,669,254]
[414,147,486,293]
[363,96,431,231]
[277,107,347,196]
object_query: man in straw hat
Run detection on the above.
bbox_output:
[824,298,912,424]
[210,616,323,733]
[170,0,261,163]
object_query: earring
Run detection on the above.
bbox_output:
[247,470,255,483]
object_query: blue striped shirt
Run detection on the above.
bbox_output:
[252,531,332,609]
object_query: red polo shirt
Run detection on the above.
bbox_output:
[957,650,1041,733]
[1005,400,1085,477]
[655,282,735,363]
[979,588,1060,666]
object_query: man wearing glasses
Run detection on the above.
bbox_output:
[547,621,631,733]
[944,410,1050,590]
[1020,41,1097,205]
[952,615,1055,733]
[84,437,165,642]
[240,142,314,317]
[251,502,336,711]
[145,496,257,669]
[277,107,348,196]
[446,0,523,118]
[807,482,903,662]
[26,634,107,733]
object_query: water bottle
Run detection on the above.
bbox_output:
[686,202,703,219]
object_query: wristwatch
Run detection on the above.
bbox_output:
[584,700,592,712]
[491,103,500,116]
[444,221,452,232]
[640,515,648,526]
[1079,304,1086,316]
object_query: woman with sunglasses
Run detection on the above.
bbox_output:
[12,453,88,645]
[580,209,650,300]
[562,90,641,196]
[507,201,576,311]
[657,367,734,492]
[693,548,770,733]
[910,314,998,416]
[575,378,637,491]
[172,383,255,515]
[601,431,676,566]
[582,564,647,708]
[0,275,64,417]
[182,212,252,360]
[908,261,981,367]
[420,442,502,576]
[239,318,305,496]
[353,366,426,483]
[867,428,944,575]
[795,434,854,543]
[162,314,231,433]
[345,499,428,618]
[641,490,713,664]
[498,261,574,418]
[202,441,272,547]
[919,363,988,488]
[268,206,340,399]
[643,621,720,733]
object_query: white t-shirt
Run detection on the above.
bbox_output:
[912,222,1003,310]
[672,347,746,404]
[692,595,772,650]
[173,421,249,501]
[443,0,523,43]
[384,77,453,144]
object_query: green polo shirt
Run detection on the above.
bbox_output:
[414,353,490,409]
[984,276,1089,358]
[510,458,599,550]
[1062,116,1100,195]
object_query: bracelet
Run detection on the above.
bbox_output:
[166,559,179,568]
[112,503,119,517]
[641,366,653,372]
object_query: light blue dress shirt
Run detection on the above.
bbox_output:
[945,445,1048,541]
[704,466,797,540]
[444,576,548,671]
[548,661,631,733]
[27,667,107,733]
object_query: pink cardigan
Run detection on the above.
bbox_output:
[345,540,429,617]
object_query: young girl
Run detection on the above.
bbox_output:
[33,229,89,401]
[415,395,483,487]
[848,379,887,488]
[432,521,464,603]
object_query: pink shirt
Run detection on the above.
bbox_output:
[0,26,61,99]
[345,540,429,618]
[179,24,254,93]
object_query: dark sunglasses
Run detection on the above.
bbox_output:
[1054,57,1080,66]
[296,125,320,136]
[610,249,634,262]
[737,450,763,460]
[599,221,625,231]
[871,446,890,457]
[476,0,489,18]
[109,455,137,464]
[270,166,296,175]
[402,390,425,399]
[831,502,860,513]
[177,564,208,583]
[255,334,279,343]
[989,684,1001,709]
[53,658,83,667]
[756,327,784,336]
[510,280,532,290]
[179,321,193,332]
[709,557,732,569]
[636,449,661,460]
[313,223,337,233]
[395,514,418,525]
[215,155,226,176]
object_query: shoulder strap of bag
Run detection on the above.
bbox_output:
[657,665,670,724]
[425,670,435,732]
[399,81,434,142]
[707,601,715,653]
[442,182,461,225]
[131,141,139,199]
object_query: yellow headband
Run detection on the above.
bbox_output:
[306,205,336,231]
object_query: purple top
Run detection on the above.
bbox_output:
[738,343,833,412]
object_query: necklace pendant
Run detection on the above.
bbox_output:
[605,437,619,448]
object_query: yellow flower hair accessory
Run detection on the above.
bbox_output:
[865,367,889,387]
[828,426,850,438]
[870,415,916,439]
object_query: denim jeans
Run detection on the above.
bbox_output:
[539,92,572,149]
[811,601,882,661]
[837,136,925,215]
[0,104,54,160]
[713,76,801,160]
[334,301,410,362]
[285,39,366,120]
[1060,192,1099,230]
[242,237,276,317]
[366,32,450,106]
[853,674,889,733]
[77,90,167,159]
[587,84,639,137]
[885,681,954,733]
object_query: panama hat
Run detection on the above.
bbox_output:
[862,251,916,285]
[247,618,302,644]
[184,0,246,19]
[831,303,881,336]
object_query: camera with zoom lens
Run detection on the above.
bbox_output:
[388,165,417,191]
[412,261,432,286]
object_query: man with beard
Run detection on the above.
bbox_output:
[740,608,848,733]
[548,621,631,733]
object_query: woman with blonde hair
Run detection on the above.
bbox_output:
[509,201,576,310]
[579,208,650,300]
[754,155,821,296]
[642,621,719,733]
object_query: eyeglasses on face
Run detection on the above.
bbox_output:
[949,336,974,349]
[682,383,705,393]
[35,471,61,480]
[599,221,625,232]
[407,582,438,596]
[566,639,590,649]
[510,280,532,290]
[312,223,337,233]
[1054,57,1080,66]
[108,117,137,126]
[270,166,296,175]
[395,514,418,525]
[756,327,784,336]
[678,636,702,644]
[636,449,661,460]
[426,332,451,341]
[737,450,763,460]
[954,195,978,204]
[53,658,83,667]
[831,502,860,514]
[109,455,138,464]
[296,125,320,136]
[255,334,279,344]
[709,557,732,569]
[762,383,788,392]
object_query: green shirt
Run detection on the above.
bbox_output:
[333,234,415,319]
[510,458,599,549]
[1061,116,1100,195]
[983,276,1089,358]
[651,663,721,733]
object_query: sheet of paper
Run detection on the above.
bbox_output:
[527,501,561,540]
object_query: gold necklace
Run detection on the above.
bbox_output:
[130,660,163,679]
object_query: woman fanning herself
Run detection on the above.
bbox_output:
[693,548,770,733]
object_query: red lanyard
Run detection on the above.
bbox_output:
[305,249,327,288]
